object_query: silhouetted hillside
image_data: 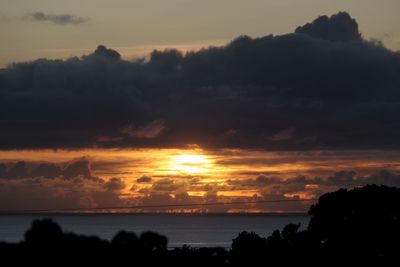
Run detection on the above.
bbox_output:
[1,184,399,266]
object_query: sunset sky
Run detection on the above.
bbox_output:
[1,1,400,212]
[1,0,400,67]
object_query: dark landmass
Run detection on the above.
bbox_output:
[0,212,309,216]
[1,184,399,266]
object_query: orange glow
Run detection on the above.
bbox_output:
[284,192,317,200]
[217,190,261,197]
[169,153,215,174]
[1,148,400,212]
[187,191,207,197]
[227,209,264,213]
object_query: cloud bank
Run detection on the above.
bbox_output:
[1,156,400,212]
[1,12,400,150]
[27,12,88,25]
[0,159,125,211]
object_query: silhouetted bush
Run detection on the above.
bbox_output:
[112,230,139,246]
[139,231,168,252]
[307,184,400,266]
[231,231,267,264]
[25,218,63,245]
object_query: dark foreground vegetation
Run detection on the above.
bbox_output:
[1,184,400,266]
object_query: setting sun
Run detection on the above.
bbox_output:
[170,154,214,174]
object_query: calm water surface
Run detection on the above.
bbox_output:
[0,214,309,247]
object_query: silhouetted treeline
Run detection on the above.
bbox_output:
[1,184,400,266]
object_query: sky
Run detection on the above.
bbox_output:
[1,1,400,212]
[1,0,400,66]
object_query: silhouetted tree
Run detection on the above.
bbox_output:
[140,231,168,252]
[231,231,267,265]
[24,218,63,246]
[112,230,139,248]
[307,184,400,266]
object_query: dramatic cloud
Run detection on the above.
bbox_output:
[0,158,95,180]
[0,177,125,211]
[1,12,400,150]
[136,175,153,183]
[62,158,94,179]
[0,159,129,211]
[93,45,121,60]
[270,127,296,141]
[227,170,400,197]
[150,178,187,192]
[126,169,400,212]
[121,120,166,139]
[104,177,126,191]
[295,12,362,42]
[1,156,400,212]
[27,12,88,25]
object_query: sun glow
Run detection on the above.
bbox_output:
[170,153,214,174]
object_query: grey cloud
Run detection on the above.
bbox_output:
[104,177,126,191]
[0,177,123,211]
[30,163,62,178]
[7,161,28,178]
[227,175,282,187]
[136,169,400,212]
[361,170,400,187]
[27,12,88,25]
[1,162,399,212]
[136,175,152,183]
[121,120,167,139]
[228,170,400,190]
[295,12,362,42]
[150,179,187,192]
[135,192,197,211]
[2,12,400,150]
[0,158,96,180]
[62,158,94,179]
[270,127,296,141]
[93,45,121,60]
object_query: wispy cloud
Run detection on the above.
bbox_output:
[27,11,88,25]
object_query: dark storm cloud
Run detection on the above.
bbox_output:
[0,158,131,210]
[104,177,126,191]
[228,170,400,189]
[150,179,187,192]
[0,176,125,211]
[121,120,166,139]
[136,175,152,183]
[1,157,399,212]
[0,158,96,180]
[295,12,362,42]
[27,12,88,25]
[2,12,400,150]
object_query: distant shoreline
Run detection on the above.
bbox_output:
[0,212,308,216]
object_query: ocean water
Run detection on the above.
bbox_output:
[0,213,309,247]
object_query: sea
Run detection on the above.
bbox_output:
[0,213,309,248]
